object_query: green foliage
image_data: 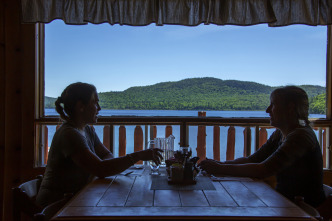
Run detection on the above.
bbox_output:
[309,93,326,114]
[45,77,326,114]
[45,96,56,109]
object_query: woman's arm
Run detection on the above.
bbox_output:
[102,152,114,160]
[90,126,114,160]
[199,161,272,179]
[70,147,162,178]
[198,130,285,179]
[63,126,162,178]
[224,157,252,164]
[94,141,114,160]
[198,156,251,169]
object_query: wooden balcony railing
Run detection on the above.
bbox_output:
[36,114,331,168]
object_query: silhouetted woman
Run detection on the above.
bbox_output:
[37,82,162,207]
[199,86,325,207]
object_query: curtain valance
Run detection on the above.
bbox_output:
[21,0,332,26]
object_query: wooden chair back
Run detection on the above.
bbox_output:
[294,196,323,221]
[33,193,73,221]
[317,184,332,221]
[12,175,43,221]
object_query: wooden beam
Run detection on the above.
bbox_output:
[21,22,37,179]
[3,0,23,220]
[2,0,37,220]
[327,26,332,169]
[0,0,5,219]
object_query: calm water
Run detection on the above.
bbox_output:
[44,109,325,161]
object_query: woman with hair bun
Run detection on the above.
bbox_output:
[199,86,326,207]
[37,82,163,207]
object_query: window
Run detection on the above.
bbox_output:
[35,22,330,167]
[44,21,327,117]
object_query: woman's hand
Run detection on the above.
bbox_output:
[132,148,163,165]
[198,158,224,175]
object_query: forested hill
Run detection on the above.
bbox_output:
[45,77,326,114]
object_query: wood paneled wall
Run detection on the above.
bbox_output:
[0,1,5,220]
[1,0,38,220]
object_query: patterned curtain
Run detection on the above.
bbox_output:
[21,0,332,26]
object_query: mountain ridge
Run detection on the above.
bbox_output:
[45,77,326,114]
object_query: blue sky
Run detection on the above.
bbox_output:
[45,20,327,97]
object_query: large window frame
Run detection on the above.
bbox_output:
[34,23,332,169]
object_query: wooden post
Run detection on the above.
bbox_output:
[150,125,157,141]
[119,126,126,157]
[144,125,149,150]
[134,126,143,164]
[323,129,327,168]
[255,126,259,151]
[180,122,188,147]
[0,3,4,220]
[149,125,157,149]
[109,125,114,154]
[213,126,220,161]
[226,126,235,160]
[43,125,49,164]
[165,125,172,138]
[243,127,251,157]
[196,112,206,162]
[259,127,268,149]
[103,125,110,150]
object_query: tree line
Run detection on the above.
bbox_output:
[45,77,326,114]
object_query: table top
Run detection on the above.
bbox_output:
[52,166,315,221]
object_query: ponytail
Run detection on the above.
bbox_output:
[55,96,69,121]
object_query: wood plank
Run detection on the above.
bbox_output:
[165,125,172,138]
[179,190,209,207]
[3,0,24,220]
[243,181,296,207]
[221,181,266,207]
[204,181,237,206]
[154,190,181,207]
[125,175,154,206]
[56,206,313,220]
[119,125,126,156]
[213,126,220,161]
[97,175,135,206]
[323,129,327,168]
[0,1,5,220]
[103,125,111,150]
[226,126,235,160]
[243,127,251,157]
[259,127,268,149]
[134,126,143,164]
[68,177,115,207]
[21,21,37,181]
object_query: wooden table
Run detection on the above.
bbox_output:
[52,166,315,221]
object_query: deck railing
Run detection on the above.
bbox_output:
[36,114,330,168]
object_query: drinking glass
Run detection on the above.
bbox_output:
[155,138,166,167]
[148,141,160,175]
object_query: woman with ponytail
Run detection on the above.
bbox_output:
[37,82,162,207]
[199,86,326,207]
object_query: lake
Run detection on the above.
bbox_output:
[44,109,326,161]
